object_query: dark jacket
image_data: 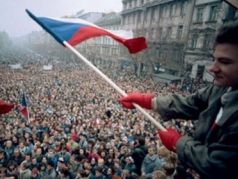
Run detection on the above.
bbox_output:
[155,86,238,179]
[132,144,147,175]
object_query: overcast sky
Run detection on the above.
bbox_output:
[0,0,122,37]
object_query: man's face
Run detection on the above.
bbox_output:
[209,43,238,89]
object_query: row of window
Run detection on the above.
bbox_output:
[124,0,237,23]
[134,25,183,41]
[195,4,218,23]
[157,25,183,41]
[190,32,214,50]
[195,3,237,23]
[123,0,152,10]
[121,1,187,44]
[123,1,185,25]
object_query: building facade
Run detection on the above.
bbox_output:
[184,0,238,81]
[121,0,194,76]
[77,12,135,71]
[121,0,238,79]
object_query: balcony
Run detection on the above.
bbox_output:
[121,7,144,15]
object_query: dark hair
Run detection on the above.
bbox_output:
[96,166,103,173]
[138,136,145,146]
[47,159,55,167]
[215,21,238,45]
[163,162,175,176]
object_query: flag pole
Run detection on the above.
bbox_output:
[63,41,166,131]
[26,103,30,123]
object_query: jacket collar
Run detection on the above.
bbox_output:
[217,88,238,127]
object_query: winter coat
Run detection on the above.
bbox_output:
[131,145,147,175]
[141,154,163,179]
[155,85,238,179]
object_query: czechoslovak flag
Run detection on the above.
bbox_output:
[25,9,147,54]
[19,93,28,118]
[0,99,14,115]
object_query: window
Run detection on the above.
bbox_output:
[129,1,132,8]
[139,12,143,24]
[133,13,136,24]
[172,4,177,16]
[166,27,172,39]
[130,14,133,24]
[177,25,183,40]
[151,28,156,40]
[158,27,163,40]
[226,6,236,19]
[196,7,204,22]
[159,6,163,18]
[180,2,185,16]
[197,65,205,79]
[144,11,148,24]
[169,5,173,17]
[209,5,218,21]
[203,34,210,49]
[191,34,198,48]
[140,0,144,5]
[112,48,117,55]
[151,8,155,22]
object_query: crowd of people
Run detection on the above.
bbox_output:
[0,50,198,179]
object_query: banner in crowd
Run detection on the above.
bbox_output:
[9,64,22,69]
[43,64,53,71]
[26,9,147,54]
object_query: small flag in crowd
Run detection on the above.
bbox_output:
[19,93,29,118]
[0,99,14,114]
[25,9,147,54]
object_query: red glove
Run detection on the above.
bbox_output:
[119,92,153,109]
[158,128,181,152]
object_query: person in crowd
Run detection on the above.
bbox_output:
[19,161,31,179]
[6,161,18,178]
[119,22,238,178]
[0,148,9,168]
[4,140,15,157]
[31,167,40,179]
[141,145,163,179]
[10,148,24,165]
[38,163,47,178]
[89,166,107,179]
[45,159,57,179]
[123,155,136,176]
[113,159,123,177]
[105,167,115,179]
[131,136,148,176]
[152,170,167,179]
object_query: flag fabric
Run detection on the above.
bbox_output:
[0,99,14,114]
[26,9,147,54]
[19,93,28,118]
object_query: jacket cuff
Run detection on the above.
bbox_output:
[176,136,193,163]
[152,96,172,120]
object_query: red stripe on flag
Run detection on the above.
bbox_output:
[20,107,28,118]
[68,26,147,54]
